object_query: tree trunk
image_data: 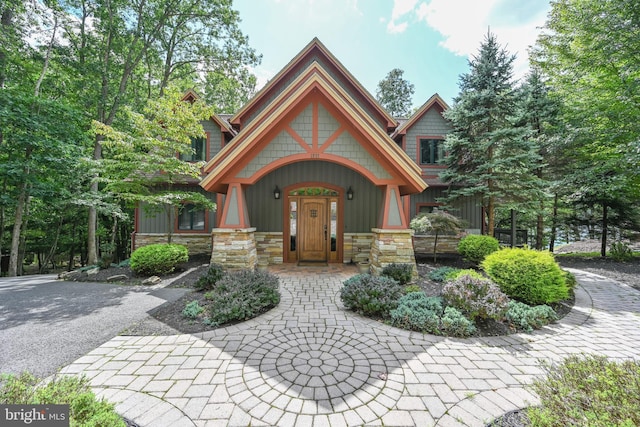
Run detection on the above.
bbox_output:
[536,201,544,250]
[8,183,27,276]
[601,203,608,257]
[40,216,63,273]
[487,196,495,237]
[549,193,558,252]
[432,232,439,263]
[0,8,14,89]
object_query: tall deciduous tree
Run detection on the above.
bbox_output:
[375,68,414,117]
[440,31,543,237]
[532,0,640,255]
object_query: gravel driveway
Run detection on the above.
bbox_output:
[0,275,188,378]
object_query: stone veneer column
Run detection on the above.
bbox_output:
[210,228,257,270]
[370,228,417,278]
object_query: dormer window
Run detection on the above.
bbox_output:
[420,138,445,165]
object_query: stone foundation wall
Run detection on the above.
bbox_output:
[133,233,211,255]
[343,233,373,264]
[255,232,284,265]
[210,228,257,270]
[370,228,417,277]
[413,234,461,255]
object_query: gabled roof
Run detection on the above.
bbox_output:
[181,89,237,136]
[391,93,449,138]
[200,60,426,196]
[229,38,398,131]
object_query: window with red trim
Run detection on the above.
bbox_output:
[419,138,445,165]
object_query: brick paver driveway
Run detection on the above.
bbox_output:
[61,264,640,426]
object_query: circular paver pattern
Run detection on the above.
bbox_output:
[228,326,404,423]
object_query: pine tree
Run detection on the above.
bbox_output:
[440,32,542,237]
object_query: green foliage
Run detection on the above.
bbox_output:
[505,301,558,332]
[562,269,578,290]
[404,284,422,294]
[411,211,465,261]
[0,372,125,426]
[130,244,189,276]
[381,263,413,286]
[182,300,204,319]
[428,267,459,282]
[445,268,484,281]
[528,355,640,427]
[442,275,510,321]
[389,293,443,333]
[440,306,477,338]
[482,247,569,305]
[340,274,404,318]
[375,68,415,117]
[195,264,225,291]
[609,242,634,262]
[457,235,500,264]
[205,269,280,326]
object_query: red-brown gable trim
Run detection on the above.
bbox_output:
[391,93,449,138]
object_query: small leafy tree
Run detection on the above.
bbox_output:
[410,210,464,262]
[94,88,216,243]
[375,68,415,117]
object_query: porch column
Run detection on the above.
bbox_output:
[211,183,257,269]
[370,185,417,277]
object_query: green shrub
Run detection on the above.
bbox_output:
[482,247,569,305]
[457,234,500,264]
[445,268,485,281]
[381,263,414,285]
[340,274,404,318]
[404,284,422,294]
[390,293,443,333]
[505,300,558,332]
[528,355,640,427]
[563,269,578,290]
[182,300,204,319]
[609,241,634,262]
[442,274,510,321]
[205,269,280,326]
[440,306,476,337]
[130,243,188,276]
[428,267,459,282]
[0,372,125,426]
[194,264,225,291]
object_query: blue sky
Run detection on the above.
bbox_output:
[233,0,552,109]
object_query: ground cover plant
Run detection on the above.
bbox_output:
[0,372,125,426]
[527,355,640,427]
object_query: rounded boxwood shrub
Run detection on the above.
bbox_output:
[482,247,569,305]
[205,269,280,326]
[442,274,510,321]
[381,263,414,285]
[340,274,404,318]
[130,243,189,276]
[457,234,500,264]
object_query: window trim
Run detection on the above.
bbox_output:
[179,131,211,162]
[175,203,209,234]
[416,135,446,168]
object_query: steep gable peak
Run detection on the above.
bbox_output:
[392,93,449,138]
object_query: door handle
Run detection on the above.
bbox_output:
[324,224,327,240]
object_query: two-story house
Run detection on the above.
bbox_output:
[131,38,482,273]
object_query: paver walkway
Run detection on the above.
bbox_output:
[60,265,640,426]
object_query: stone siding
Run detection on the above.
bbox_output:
[413,234,461,255]
[255,232,284,265]
[210,228,257,270]
[370,228,417,277]
[343,233,373,264]
[133,233,211,255]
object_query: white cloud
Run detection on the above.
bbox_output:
[417,0,551,80]
[386,0,418,34]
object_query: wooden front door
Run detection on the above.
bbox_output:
[298,198,327,261]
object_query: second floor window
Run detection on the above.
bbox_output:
[420,138,444,165]
[180,136,207,162]
[178,204,205,230]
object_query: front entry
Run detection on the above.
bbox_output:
[285,187,341,263]
[299,198,327,261]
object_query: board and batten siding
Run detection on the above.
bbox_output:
[137,188,218,233]
[245,160,382,233]
[410,187,482,232]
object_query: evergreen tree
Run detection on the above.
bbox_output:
[375,68,414,117]
[440,32,542,237]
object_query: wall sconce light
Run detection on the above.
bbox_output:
[346,186,354,200]
[273,186,281,200]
